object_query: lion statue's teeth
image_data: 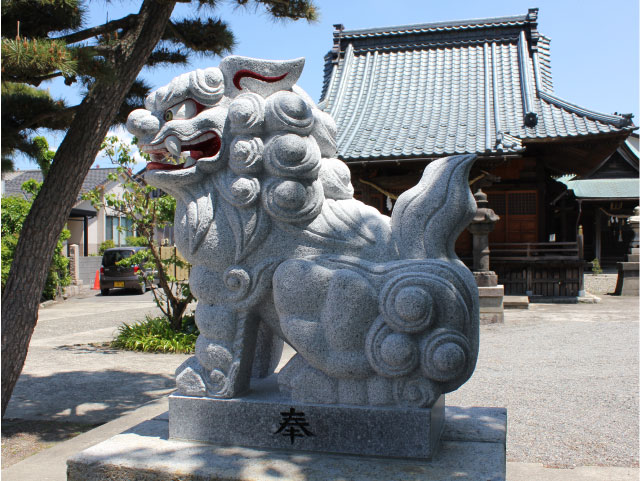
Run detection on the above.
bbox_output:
[165,135,181,157]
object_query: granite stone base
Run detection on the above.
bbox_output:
[615,261,639,296]
[478,285,504,324]
[170,376,444,460]
[67,405,507,481]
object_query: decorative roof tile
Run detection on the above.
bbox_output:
[322,10,634,162]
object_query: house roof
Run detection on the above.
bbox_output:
[1,168,119,204]
[320,9,635,162]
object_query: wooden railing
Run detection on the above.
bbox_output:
[489,237,586,297]
[490,240,582,262]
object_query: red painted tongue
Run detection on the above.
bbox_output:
[147,161,185,171]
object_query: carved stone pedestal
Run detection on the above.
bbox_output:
[170,376,444,460]
[68,399,506,481]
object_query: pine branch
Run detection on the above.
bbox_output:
[2,0,86,38]
[2,82,78,136]
[146,47,188,67]
[1,37,77,80]
[54,14,137,44]
[20,105,80,131]
[2,71,65,87]
[235,0,318,21]
[164,18,234,55]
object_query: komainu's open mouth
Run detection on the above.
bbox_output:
[145,131,221,171]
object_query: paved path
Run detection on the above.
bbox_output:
[2,290,638,480]
[4,289,190,423]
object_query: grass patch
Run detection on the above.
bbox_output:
[112,314,198,353]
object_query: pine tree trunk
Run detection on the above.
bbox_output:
[1,0,176,417]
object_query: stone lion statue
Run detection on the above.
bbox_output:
[127,56,478,409]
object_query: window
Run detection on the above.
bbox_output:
[106,216,135,246]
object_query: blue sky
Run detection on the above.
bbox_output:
[14,0,639,170]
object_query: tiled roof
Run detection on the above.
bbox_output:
[321,9,635,162]
[1,168,119,202]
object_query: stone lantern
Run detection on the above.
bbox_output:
[467,190,505,323]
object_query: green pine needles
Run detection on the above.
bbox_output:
[2,37,77,80]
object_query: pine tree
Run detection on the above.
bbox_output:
[0,0,318,417]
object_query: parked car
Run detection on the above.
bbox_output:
[100,246,155,295]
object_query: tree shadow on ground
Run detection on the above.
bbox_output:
[1,419,101,467]
[1,419,100,442]
[4,370,176,424]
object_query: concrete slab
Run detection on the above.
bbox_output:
[67,405,507,481]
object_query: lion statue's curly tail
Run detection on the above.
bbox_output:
[391,154,477,262]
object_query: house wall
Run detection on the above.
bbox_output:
[102,181,137,247]
[65,179,136,255]
[67,219,86,254]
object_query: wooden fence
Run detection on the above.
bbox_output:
[159,246,190,281]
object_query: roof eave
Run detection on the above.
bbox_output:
[340,151,523,166]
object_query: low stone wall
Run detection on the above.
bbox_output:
[78,256,103,286]
[584,274,618,295]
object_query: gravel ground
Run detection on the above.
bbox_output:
[448,295,639,468]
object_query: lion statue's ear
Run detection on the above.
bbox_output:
[220,56,305,98]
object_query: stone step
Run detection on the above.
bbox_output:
[503,296,529,309]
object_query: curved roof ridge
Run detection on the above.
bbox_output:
[537,90,633,128]
[349,36,518,53]
[339,14,530,38]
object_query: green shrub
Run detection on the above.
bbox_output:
[591,258,603,275]
[98,239,115,255]
[1,233,19,289]
[111,314,198,353]
[1,186,71,301]
[125,236,147,247]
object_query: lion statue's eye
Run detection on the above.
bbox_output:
[164,100,198,123]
